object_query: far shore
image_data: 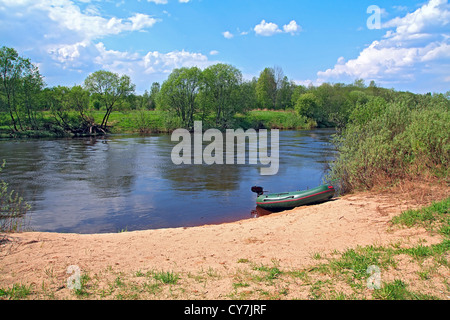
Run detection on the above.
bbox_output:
[1,184,448,300]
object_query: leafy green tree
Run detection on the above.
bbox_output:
[291,84,307,107]
[275,76,295,109]
[256,67,277,109]
[46,86,76,132]
[0,46,41,131]
[238,79,258,112]
[158,67,202,130]
[42,85,92,134]
[149,82,160,110]
[68,85,92,125]
[20,62,44,130]
[200,63,242,128]
[349,96,388,126]
[294,92,320,119]
[84,70,135,130]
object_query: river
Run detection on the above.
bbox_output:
[0,129,336,233]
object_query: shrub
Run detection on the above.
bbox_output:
[326,95,449,192]
[0,160,31,233]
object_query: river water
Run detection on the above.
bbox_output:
[0,129,336,233]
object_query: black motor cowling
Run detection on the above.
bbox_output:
[251,186,264,196]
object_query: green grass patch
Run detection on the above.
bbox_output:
[234,110,316,130]
[326,245,397,280]
[372,280,438,300]
[392,197,449,235]
[0,284,33,300]
[152,271,180,285]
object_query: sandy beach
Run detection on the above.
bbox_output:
[1,185,448,299]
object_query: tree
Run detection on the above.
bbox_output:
[275,76,295,109]
[68,85,91,125]
[200,63,242,128]
[238,79,258,112]
[84,70,135,130]
[256,68,277,109]
[294,93,319,119]
[158,67,202,130]
[149,82,160,110]
[46,86,74,132]
[0,46,40,131]
[291,84,307,107]
[40,85,95,135]
[20,62,44,130]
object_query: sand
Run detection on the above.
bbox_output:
[0,188,448,299]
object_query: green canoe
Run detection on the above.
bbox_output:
[252,184,335,211]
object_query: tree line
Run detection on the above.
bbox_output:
[1,46,449,136]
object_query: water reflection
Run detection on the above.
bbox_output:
[250,206,275,218]
[0,129,336,233]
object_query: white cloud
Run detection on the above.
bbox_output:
[223,31,234,39]
[254,20,282,36]
[147,0,168,4]
[49,41,89,63]
[44,3,159,40]
[283,20,301,35]
[0,0,159,44]
[179,0,190,3]
[129,13,159,31]
[383,0,450,38]
[316,0,450,90]
[91,43,216,90]
[209,50,219,55]
[0,0,187,91]
[143,50,212,73]
[254,19,301,36]
[94,42,142,75]
[0,0,160,66]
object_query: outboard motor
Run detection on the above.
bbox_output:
[251,186,264,196]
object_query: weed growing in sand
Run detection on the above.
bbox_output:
[372,280,438,300]
[73,273,91,297]
[392,197,449,235]
[326,245,397,280]
[302,197,450,299]
[153,271,180,285]
[0,283,33,299]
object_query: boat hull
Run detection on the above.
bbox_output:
[256,184,335,211]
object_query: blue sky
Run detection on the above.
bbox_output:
[0,0,449,94]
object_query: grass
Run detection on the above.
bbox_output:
[0,284,33,300]
[392,197,449,234]
[234,110,316,130]
[152,271,180,285]
[0,197,448,300]
[372,280,438,300]
[0,109,318,138]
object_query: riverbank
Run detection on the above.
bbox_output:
[1,182,448,300]
[0,110,316,139]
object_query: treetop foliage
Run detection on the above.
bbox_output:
[1,46,449,135]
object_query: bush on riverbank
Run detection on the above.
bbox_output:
[326,94,449,192]
[0,161,30,234]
